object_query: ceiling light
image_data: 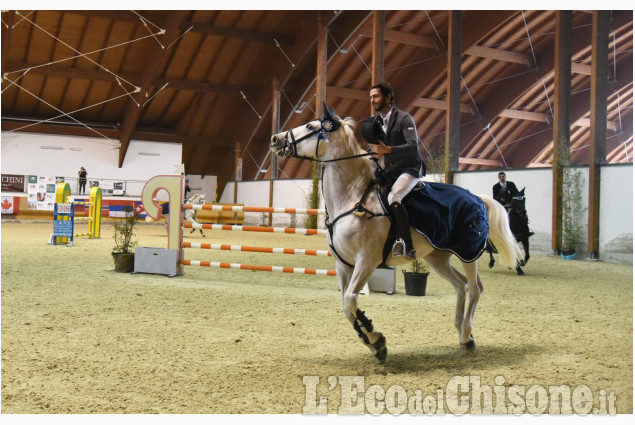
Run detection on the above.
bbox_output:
[138,152,160,156]
[40,146,64,150]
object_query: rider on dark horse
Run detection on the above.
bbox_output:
[360,81,425,260]
[493,171,519,210]
[489,172,533,274]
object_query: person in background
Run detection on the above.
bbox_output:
[493,171,519,209]
[184,179,191,202]
[78,167,87,195]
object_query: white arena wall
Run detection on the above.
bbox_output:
[1,131,217,200]
[222,165,633,264]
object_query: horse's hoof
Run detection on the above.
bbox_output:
[371,335,387,363]
[518,260,526,266]
[516,267,525,276]
[488,261,494,269]
[375,347,388,363]
[461,340,476,351]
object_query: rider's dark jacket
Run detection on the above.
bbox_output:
[493,181,519,206]
[361,107,424,180]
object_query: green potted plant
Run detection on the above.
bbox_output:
[402,259,430,296]
[112,205,141,272]
[561,166,586,260]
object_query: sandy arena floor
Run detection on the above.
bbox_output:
[1,221,632,414]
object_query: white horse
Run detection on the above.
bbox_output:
[270,105,520,363]
[184,194,206,237]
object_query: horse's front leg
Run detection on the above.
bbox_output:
[337,261,387,363]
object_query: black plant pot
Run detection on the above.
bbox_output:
[112,252,135,273]
[402,271,429,296]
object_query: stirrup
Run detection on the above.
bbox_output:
[392,239,406,257]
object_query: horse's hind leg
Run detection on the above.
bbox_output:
[459,260,482,350]
[424,251,469,345]
[522,238,530,264]
[516,264,525,276]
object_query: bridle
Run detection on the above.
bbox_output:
[276,117,374,163]
[278,118,334,161]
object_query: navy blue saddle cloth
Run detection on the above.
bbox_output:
[402,182,489,263]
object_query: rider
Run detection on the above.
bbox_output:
[493,172,519,210]
[360,81,424,260]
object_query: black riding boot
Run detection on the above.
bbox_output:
[389,202,416,259]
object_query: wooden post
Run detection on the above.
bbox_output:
[316,13,328,114]
[588,10,610,259]
[445,10,462,184]
[371,11,385,115]
[269,79,281,226]
[552,11,572,255]
[234,141,241,224]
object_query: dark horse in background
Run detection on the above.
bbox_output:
[486,188,533,276]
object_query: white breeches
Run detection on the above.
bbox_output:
[388,173,420,204]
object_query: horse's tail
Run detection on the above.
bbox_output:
[480,195,522,269]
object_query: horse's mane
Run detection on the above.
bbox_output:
[336,116,375,182]
[339,117,365,155]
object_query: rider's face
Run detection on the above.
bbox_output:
[370,89,389,113]
[498,174,506,183]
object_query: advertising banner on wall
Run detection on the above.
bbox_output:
[1,174,26,192]
[26,175,56,210]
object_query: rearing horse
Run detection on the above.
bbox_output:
[270,106,520,363]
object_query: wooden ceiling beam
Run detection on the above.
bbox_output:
[466,45,531,65]
[458,157,502,166]
[571,62,592,75]
[183,21,294,46]
[499,109,550,123]
[573,117,619,132]
[414,97,474,114]
[358,27,437,49]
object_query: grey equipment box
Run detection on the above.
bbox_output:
[134,247,182,277]
[367,266,396,294]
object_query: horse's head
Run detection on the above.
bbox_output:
[271,102,343,160]
[511,187,526,212]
